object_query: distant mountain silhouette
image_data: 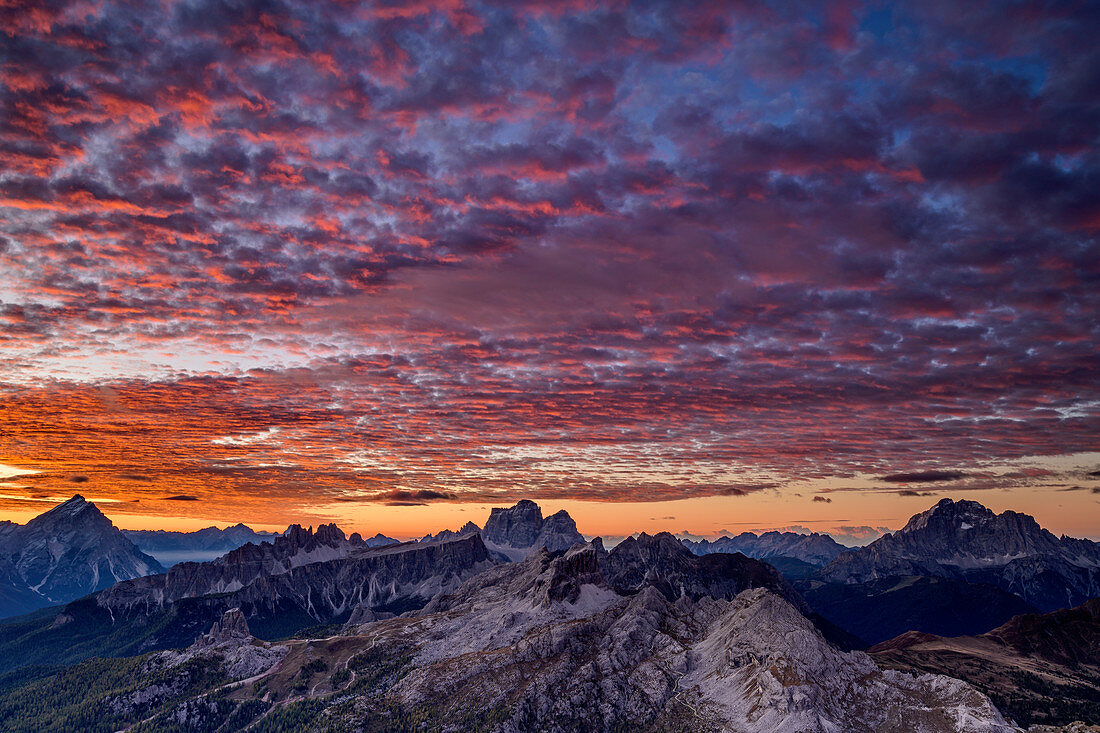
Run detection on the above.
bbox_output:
[122,523,280,566]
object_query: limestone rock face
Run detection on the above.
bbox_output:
[199,607,251,646]
[481,500,585,560]
[341,539,1018,732]
[96,522,361,612]
[819,498,1100,611]
[483,500,544,547]
[93,533,496,650]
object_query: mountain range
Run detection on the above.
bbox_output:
[122,523,281,566]
[0,535,1018,732]
[819,498,1100,611]
[682,529,848,578]
[797,498,1100,644]
[0,494,1097,730]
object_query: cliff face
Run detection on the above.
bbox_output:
[480,500,585,560]
[91,533,495,650]
[602,531,806,609]
[96,522,358,610]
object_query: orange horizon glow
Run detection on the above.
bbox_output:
[3,457,1098,543]
[2,2,1098,553]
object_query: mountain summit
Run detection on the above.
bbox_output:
[0,495,163,618]
[820,498,1100,611]
[481,499,585,560]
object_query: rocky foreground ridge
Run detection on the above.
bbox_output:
[871,598,1100,728]
[69,537,1019,732]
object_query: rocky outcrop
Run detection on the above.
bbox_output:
[818,499,1100,611]
[0,496,163,617]
[198,607,251,646]
[683,529,846,566]
[481,500,585,560]
[483,500,544,547]
[603,531,807,608]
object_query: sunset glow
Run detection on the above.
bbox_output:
[2,0,1097,540]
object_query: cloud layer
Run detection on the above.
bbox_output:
[1,0,1097,524]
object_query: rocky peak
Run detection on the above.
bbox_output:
[899,498,996,535]
[612,531,693,563]
[53,494,91,512]
[277,523,349,555]
[362,532,399,547]
[0,495,163,615]
[480,500,585,560]
[483,499,543,547]
[200,607,251,645]
[818,498,1100,611]
[874,498,1064,560]
[314,523,346,545]
[538,510,583,552]
[27,494,111,531]
[602,531,805,610]
[543,540,606,604]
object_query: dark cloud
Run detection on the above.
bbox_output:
[898,490,937,497]
[377,489,456,506]
[812,496,831,503]
[880,471,967,483]
[70,475,89,483]
[161,495,200,501]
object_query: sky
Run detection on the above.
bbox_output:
[1,0,1098,541]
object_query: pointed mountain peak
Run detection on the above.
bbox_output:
[56,494,92,511]
[30,494,108,526]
